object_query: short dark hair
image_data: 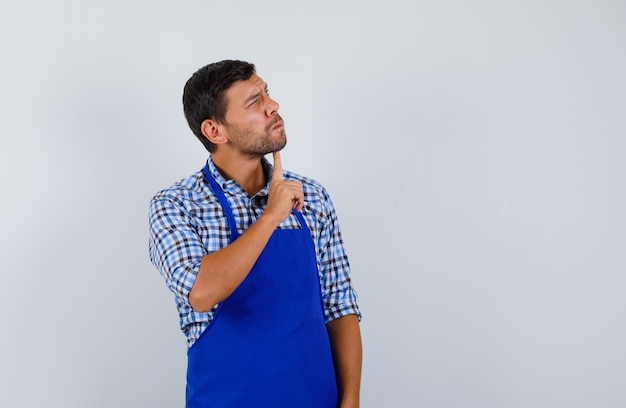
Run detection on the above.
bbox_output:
[182,60,256,152]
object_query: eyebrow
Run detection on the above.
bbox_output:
[243,83,269,106]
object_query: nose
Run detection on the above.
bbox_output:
[265,96,279,117]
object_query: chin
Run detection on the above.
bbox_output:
[276,138,287,152]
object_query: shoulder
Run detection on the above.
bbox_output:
[149,170,213,215]
[283,169,336,219]
[284,169,330,199]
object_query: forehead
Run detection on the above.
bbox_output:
[224,74,265,105]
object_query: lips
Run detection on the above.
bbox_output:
[269,118,284,131]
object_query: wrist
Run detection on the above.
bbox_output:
[338,399,359,408]
[338,390,360,408]
[257,211,282,229]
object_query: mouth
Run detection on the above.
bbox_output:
[270,119,284,130]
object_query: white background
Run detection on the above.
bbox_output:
[1,1,625,407]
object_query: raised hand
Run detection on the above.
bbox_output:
[264,151,304,224]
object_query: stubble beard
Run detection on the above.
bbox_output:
[231,117,287,159]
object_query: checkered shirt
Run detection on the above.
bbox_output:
[149,157,361,347]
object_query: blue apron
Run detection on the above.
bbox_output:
[185,165,338,407]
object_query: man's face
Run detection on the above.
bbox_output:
[221,74,286,157]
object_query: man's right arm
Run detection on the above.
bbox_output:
[188,211,279,312]
[188,152,303,312]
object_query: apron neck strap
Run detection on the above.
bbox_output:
[202,161,311,241]
[203,163,240,241]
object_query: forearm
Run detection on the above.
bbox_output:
[327,314,362,408]
[188,213,279,312]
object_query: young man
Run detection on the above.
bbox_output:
[149,60,362,408]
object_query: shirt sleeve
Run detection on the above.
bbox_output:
[316,188,362,323]
[148,193,206,304]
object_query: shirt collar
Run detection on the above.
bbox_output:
[206,155,273,198]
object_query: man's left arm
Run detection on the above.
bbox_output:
[327,314,362,408]
[311,184,363,407]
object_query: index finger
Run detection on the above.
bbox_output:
[272,151,284,181]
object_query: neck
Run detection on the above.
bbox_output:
[211,151,267,197]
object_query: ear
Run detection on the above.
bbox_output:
[201,119,228,145]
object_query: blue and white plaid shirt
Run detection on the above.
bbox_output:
[149,157,361,347]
